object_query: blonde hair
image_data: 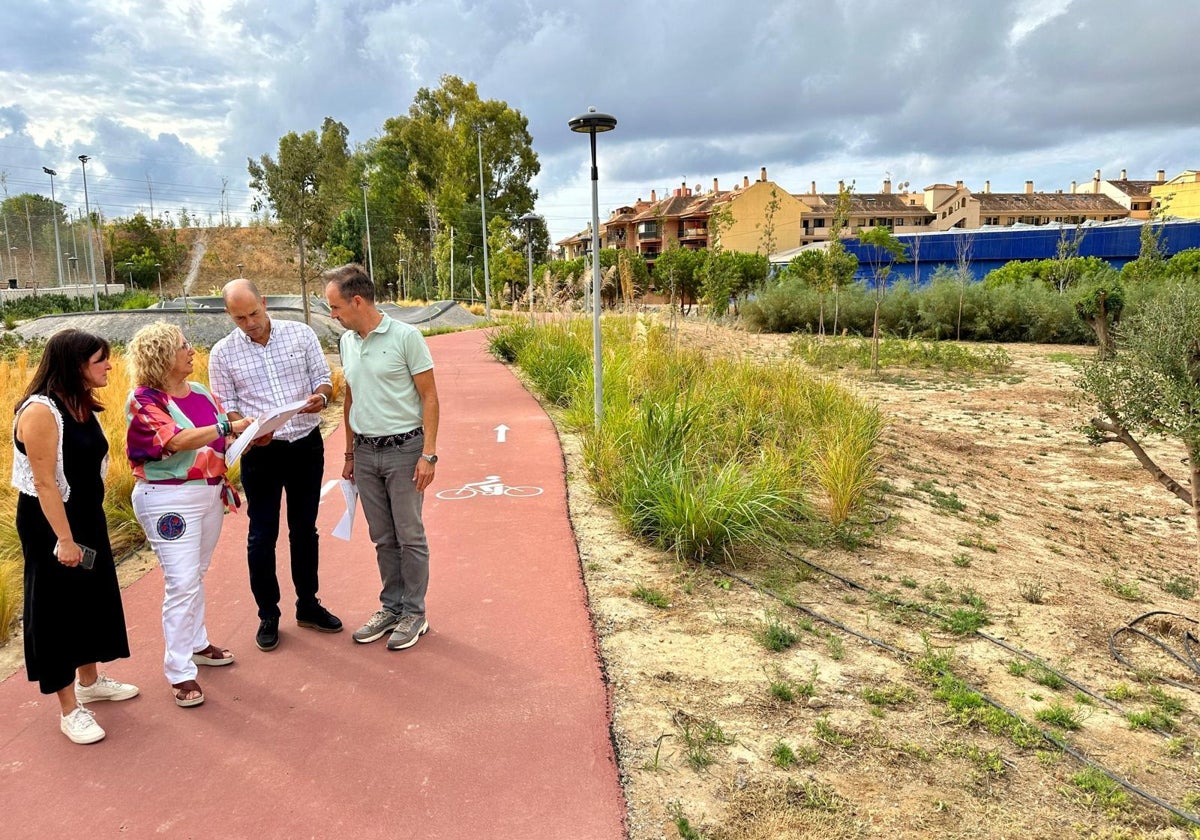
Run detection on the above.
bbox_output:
[127,322,184,391]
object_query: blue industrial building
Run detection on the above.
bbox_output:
[776,219,1200,283]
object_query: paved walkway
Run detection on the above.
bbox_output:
[0,329,626,839]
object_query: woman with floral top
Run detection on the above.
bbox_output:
[125,322,252,708]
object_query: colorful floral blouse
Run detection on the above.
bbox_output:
[125,382,230,485]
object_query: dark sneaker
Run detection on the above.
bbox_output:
[352,609,400,644]
[297,602,343,633]
[386,614,430,650]
[256,617,280,651]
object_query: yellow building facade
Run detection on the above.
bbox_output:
[1152,171,1200,219]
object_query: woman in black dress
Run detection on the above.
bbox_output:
[13,329,137,744]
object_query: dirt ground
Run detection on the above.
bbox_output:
[568,320,1200,839]
[6,321,1200,837]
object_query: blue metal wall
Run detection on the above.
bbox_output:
[843,220,1200,283]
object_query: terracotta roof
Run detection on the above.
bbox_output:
[794,194,929,215]
[1105,180,1157,197]
[974,193,1126,213]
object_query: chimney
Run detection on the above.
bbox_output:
[694,184,700,195]
[760,166,767,182]
[650,189,657,202]
[1025,180,1034,194]
[1157,169,1166,182]
[883,178,892,194]
[838,180,844,193]
[713,177,719,192]
[955,180,963,190]
[1093,169,1101,192]
[984,180,991,194]
[743,175,750,188]
[811,181,817,195]
[1120,168,1127,180]
[1070,180,1077,193]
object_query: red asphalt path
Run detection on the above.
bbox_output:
[0,329,626,839]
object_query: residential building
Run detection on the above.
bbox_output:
[1152,170,1200,219]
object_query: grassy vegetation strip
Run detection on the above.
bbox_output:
[793,334,1012,373]
[489,317,883,560]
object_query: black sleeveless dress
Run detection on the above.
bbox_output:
[16,396,130,694]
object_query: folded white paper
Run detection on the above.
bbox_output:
[332,479,358,540]
[226,399,310,466]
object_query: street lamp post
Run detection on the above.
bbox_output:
[360,179,375,285]
[78,155,100,311]
[467,255,475,305]
[476,126,492,319]
[154,262,162,299]
[520,212,539,327]
[124,260,134,287]
[568,107,618,429]
[42,167,65,287]
[398,257,406,301]
[8,246,18,286]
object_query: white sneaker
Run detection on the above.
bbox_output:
[75,673,139,703]
[60,705,105,744]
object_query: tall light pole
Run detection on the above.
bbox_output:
[476,125,492,319]
[467,254,475,305]
[360,179,375,285]
[520,212,539,326]
[8,246,17,286]
[42,167,65,287]
[78,155,100,311]
[569,107,617,429]
[154,262,162,299]
[398,257,406,301]
[124,260,134,287]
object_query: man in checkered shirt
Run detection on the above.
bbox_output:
[209,278,342,652]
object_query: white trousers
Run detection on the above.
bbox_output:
[133,482,225,684]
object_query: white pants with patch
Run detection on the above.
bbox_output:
[132,482,225,685]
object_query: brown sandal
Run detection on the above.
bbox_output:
[172,680,204,708]
[192,644,235,666]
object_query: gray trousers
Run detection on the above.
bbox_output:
[353,434,429,617]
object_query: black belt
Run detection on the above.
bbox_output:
[354,428,423,448]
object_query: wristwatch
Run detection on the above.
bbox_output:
[421,454,438,465]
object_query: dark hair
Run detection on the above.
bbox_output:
[17,329,110,419]
[323,262,375,303]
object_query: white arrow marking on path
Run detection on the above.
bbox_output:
[320,479,340,500]
[495,424,510,443]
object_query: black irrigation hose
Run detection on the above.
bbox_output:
[716,548,1200,827]
[1110,611,1200,694]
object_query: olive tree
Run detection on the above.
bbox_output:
[1078,283,1200,563]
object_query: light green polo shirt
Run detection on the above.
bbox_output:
[339,314,434,436]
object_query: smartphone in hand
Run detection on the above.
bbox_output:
[79,544,97,570]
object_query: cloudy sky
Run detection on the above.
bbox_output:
[0,0,1197,245]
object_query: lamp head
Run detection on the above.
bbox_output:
[78,154,90,165]
[569,107,617,134]
[43,167,56,177]
[519,212,539,225]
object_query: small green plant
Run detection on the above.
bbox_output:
[913,480,966,513]
[1101,575,1144,602]
[1007,660,1029,678]
[674,712,734,772]
[1031,664,1066,691]
[771,740,797,768]
[769,680,795,702]
[1128,709,1176,731]
[813,716,855,748]
[631,583,670,609]
[666,800,705,840]
[1104,682,1133,701]
[756,614,800,652]
[951,553,972,568]
[900,576,918,589]
[826,633,845,660]
[1036,701,1085,731]
[862,684,916,707]
[640,734,670,771]
[957,533,997,553]
[1162,575,1197,600]
[1018,577,1046,604]
[941,607,989,635]
[1066,768,1129,814]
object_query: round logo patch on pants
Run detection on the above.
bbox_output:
[156,512,187,541]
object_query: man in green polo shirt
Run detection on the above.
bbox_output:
[324,263,441,651]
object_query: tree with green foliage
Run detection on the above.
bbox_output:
[653,246,703,313]
[248,117,353,317]
[1071,268,1124,359]
[1078,283,1200,563]
[1121,218,1169,285]
[825,184,855,334]
[858,226,908,372]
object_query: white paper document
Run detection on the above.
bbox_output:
[332,480,358,540]
[225,399,310,466]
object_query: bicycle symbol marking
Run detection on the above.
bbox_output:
[435,475,544,500]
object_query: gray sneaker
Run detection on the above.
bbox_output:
[352,609,400,644]
[386,614,430,650]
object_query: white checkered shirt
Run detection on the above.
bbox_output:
[209,317,332,443]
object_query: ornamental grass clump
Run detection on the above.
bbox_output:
[490,316,883,563]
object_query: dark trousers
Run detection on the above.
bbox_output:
[240,427,324,619]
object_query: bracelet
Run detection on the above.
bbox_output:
[319,393,330,408]
[344,452,355,460]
